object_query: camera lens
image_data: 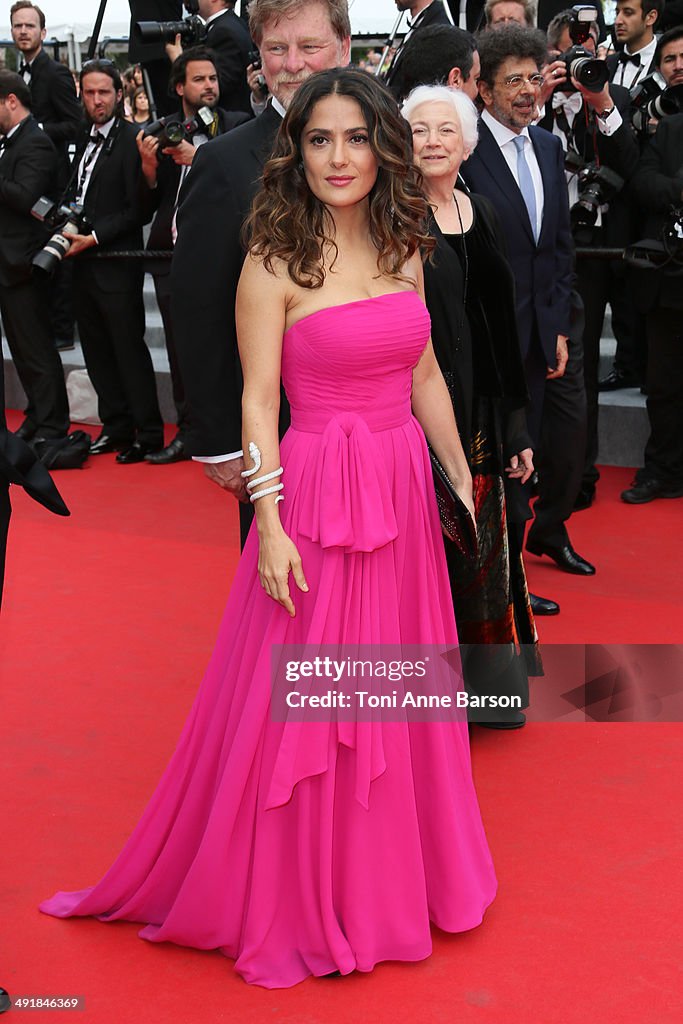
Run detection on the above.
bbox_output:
[569,56,609,93]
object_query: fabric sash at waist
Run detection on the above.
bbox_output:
[290,405,411,434]
[292,409,408,553]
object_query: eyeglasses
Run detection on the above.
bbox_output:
[497,73,545,90]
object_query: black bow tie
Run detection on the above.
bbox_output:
[19,61,31,76]
[618,51,641,66]
[90,131,104,145]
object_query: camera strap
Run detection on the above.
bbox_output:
[75,133,105,202]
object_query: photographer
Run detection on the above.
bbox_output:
[165,0,252,115]
[621,111,683,504]
[0,70,70,447]
[656,26,683,90]
[63,60,163,463]
[541,7,640,508]
[608,0,662,89]
[137,47,248,463]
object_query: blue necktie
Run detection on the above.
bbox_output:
[512,135,538,242]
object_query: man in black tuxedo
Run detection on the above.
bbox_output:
[542,10,640,508]
[171,0,351,545]
[384,1,452,99]
[166,0,253,115]
[0,71,70,446]
[393,23,480,101]
[460,26,593,610]
[608,0,662,90]
[10,1,83,352]
[621,111,683,504]
[63,60,163,463]
[9,2,82,183]
[138,46,249,464]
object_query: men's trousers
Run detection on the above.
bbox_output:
[0,276,70,438]
[73,262,163,445]
[153,270,190,440]
[642,305,683,486]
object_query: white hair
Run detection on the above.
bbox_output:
[401,85,479,156]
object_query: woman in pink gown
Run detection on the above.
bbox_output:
[40,68,496,989]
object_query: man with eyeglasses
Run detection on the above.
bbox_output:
[460,25,595,613]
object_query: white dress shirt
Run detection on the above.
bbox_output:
[611,36,657,89]
[76,116,116,204]
[481,108,544,241]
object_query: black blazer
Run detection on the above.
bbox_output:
[67,118,146,290]
[538,83,640,246]
[204,8,254,116]
[0,116,57,287]
[142,106,250,269]
[26,49,82,183]
[171,103,282,455]
[459,120,574,365]
[629,111,683,311]
[607,48,657,86]
[385,1,452,99]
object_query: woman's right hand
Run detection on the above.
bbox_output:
[258,529,309,617]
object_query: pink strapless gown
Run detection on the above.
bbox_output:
[40,292,496,988]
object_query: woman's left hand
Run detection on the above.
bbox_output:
[505,448,534,484]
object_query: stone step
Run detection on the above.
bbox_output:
[3,335,646,467]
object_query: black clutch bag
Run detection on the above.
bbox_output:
[429,450,478,561]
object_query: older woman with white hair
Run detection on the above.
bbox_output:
[403,84,541,728]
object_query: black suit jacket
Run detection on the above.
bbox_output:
[0,116,57,287]
[142,107,250,270]
[607,48,657,86]
[629,111,683,310]
[205,8,253,116]
[171,103,282,455]
[67,118,146,291]
[385,1,452,99]
[460,120,574,365]
[538,83,640,246]
[26,49,83,183]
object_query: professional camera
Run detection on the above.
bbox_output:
[143,106,215,149]
[626,207,683,270]
[30,196,90,274]
[630,71,683,134]
[248,48,268,95]
[134,0,205,48]
[570,162,624,241]
[558,5,608,94]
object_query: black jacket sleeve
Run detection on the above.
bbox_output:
[40,63,82,146]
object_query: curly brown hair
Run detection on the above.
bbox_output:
[245,68,434,289]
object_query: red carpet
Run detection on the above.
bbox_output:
[1,411,682,1023]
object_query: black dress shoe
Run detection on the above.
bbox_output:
[621,477,683,504]
[529,593,560,616]
[14,420,37,441]
[89,433,132,455]
[477,710,527,730]
[526,539,596,575]
[573,486,595,512]
[116,441,162,464]
[144,436,189,464]
[598,368,639,391]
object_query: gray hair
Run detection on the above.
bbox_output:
[401,84,479,155]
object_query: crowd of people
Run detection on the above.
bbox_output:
[0,0,679,992]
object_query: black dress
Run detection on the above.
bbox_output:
[424,193,542,714]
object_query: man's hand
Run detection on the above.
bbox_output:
[165,33,182,64]
[64,233,97,258]
[203,458,248,501]
[506,448,535,484]
[539,56,568,107]
[573,78,613,114]
[247,63,267,102]
[136,129,160,187]
[161,139,197,166]
[547,335,569,379]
